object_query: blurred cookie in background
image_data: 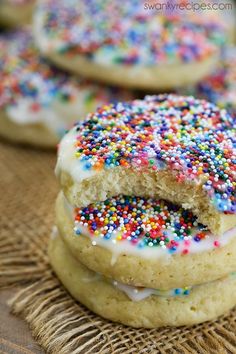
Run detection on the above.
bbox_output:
[34,0,226,90]
[0,29,134,148]
[178,47,236,119]
[0,0,35,27]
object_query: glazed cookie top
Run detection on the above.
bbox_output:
[57,94,236,215]
[180,48,236,119]
[0,29,132,136]
[72,194,236,259]
[35,0,225,66]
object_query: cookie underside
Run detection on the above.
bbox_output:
[44,50,219,90]
[0,110,58,148]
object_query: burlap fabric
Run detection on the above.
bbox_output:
[1,140,236,354]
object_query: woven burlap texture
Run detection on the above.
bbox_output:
[1,140,236,354]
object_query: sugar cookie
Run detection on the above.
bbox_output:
[34,0,225,89]
[56,191,236,289]
[56,94,236,235]
[49,233,236,328]
[0,29,133,148]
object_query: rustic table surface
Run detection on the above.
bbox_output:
[0,288,43,354]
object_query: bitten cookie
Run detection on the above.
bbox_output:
[49,233,236,328]
[0,29,133,148]
[33,0,225,90]
[56,191,236,289]
[56,94,236,235]
[0,0,35,27]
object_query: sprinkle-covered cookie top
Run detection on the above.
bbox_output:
[64,94,236,213]
[0,29,132,132]
[181,48,236,119]
[36,0,225,65]
[73,195,233,256]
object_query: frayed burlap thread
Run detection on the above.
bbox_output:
[9,275,236,354]
[0,141,56,288]
[0,235,47,287]
[1,141,236,353]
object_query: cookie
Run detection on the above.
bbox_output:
[56,94,236,235]
[179,47,236,119]
[0,29,133,148]
[49,233,236,328]
[56,191,236,289]
[0,0,35,27]
[33,0,225,90]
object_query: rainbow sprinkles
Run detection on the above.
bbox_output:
[58,94,236,215]
[72,195,236,257]
[36,0,225,65]
[0,29,133,140]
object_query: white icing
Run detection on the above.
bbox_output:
[56,128,96,180]
[33,9,62,54]
[113,281,158,301]
[7,98,66,136]
[112,281,190,301]
[75,220,236,263]
[6,89,105,138]
[51,225,59,240]
[62,193,236,262]
[112,274,236,301]
[80,269,236,302]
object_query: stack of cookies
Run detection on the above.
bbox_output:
[1,0,236,329]
[49,94,236,328]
